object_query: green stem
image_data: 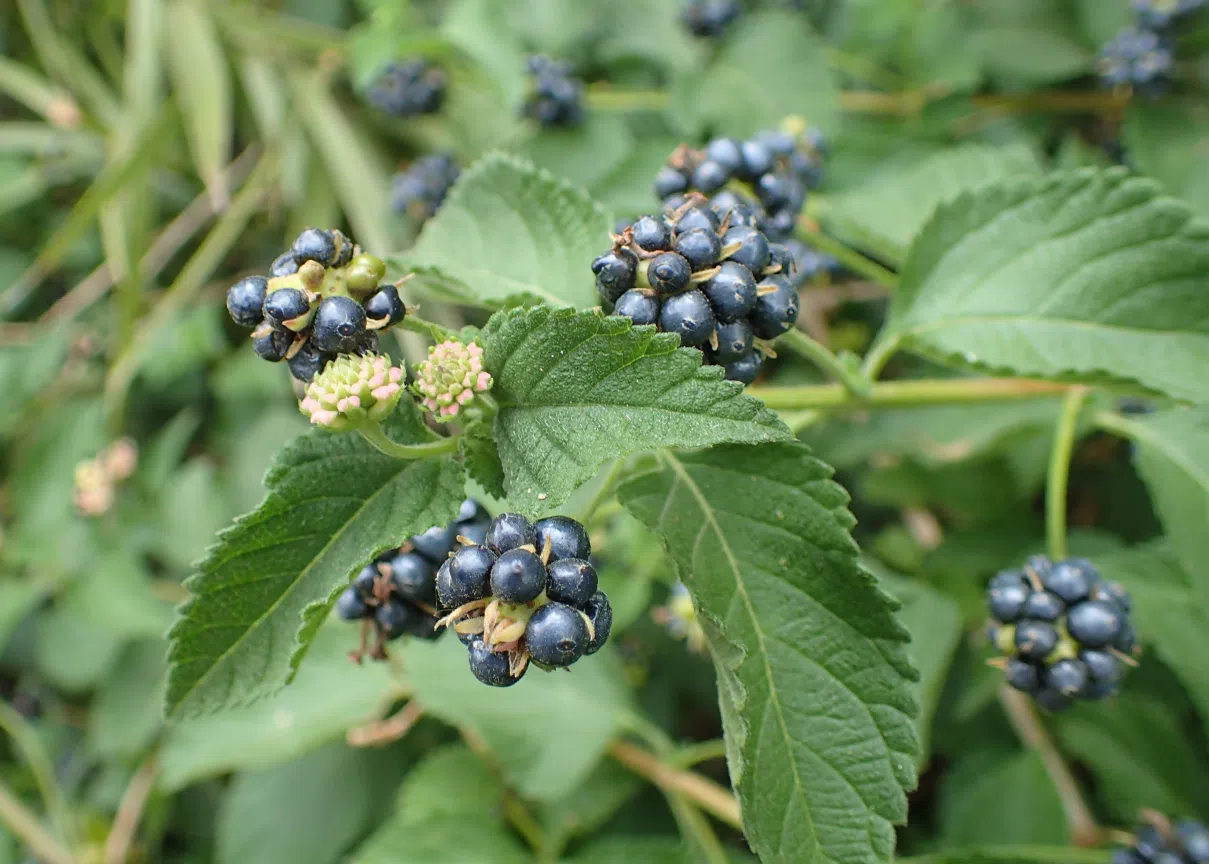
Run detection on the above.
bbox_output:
[577,458,629,525]
[748,376,1072,411]
[860,335,900,381]
[357,423,459,460]
[776,328,871,396]
[795,224,898,289]
[0,701,73,849]
[670,738,729,769]
[1046,387,1088,562]
[584,86,671,111]
[398,311,460,344]
[0,781,74,864]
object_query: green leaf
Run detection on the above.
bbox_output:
[619,443,919,864]
[539,759,642,846]
[459,420,506,500]
[87,639,166,759]
[824,144,1042,262]
[513,112,634,192]
[484,306,789,514]
[1101,408,1209,605]
[971,27,1091,84]
[1123,99,1209,222]
[164,0,232,205]
[899,847,1110,864]
[874,169,1209,402]
[568,837,755,864]
[165,404,465,717]
[352,744,530,864]
[160,622,398,790]
[673,10,838,138]
[401,152,610,309]
[400,636,629,801]
[939,752,1065,846]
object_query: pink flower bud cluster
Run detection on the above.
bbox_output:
[300,353,404,430]
[413,340,493,421]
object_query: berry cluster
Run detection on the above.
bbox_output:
[1098,26,1174,95]
[391,153,459,223]
[335,499,491,660]
[593,196,799,384]
[225,228,409,383]
[986,556,1138,712]
[436,513,612,687]
[1132,0,1207,29]
[1115,817,1209,864]
[681,0,741,38]
[522,56,583,127]
[367,59,446,117]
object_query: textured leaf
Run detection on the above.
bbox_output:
[459,420,506,500]
[824,144,1041,261]
[165,404,465,717]
[674,10,837,138]
[484,306,789,515]
[875,169,1209,401]
[1124,99,1209,222]
[400,636,629,801]
[1104,408,1209,604]
[619,443,919,864]
[401,152,611,308]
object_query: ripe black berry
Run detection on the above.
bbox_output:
[654,166,690,200]
[375,599,416,639]
[292,227,337,266]
[264,287,313,331]
[1014,620,1058,662]
[750,275,800,339]
[987,571,1031,622]
[614,290,660,326]
[363,285,406,327]
[387,551,437,605]
[722,226,771,273]
[1041,559,1094,604]
[253,329,292,362]
[1080,649,1121,684]
[673,206,720,235]
[713,319,753,364]
[1004,658,1040,693]
[352,564,379,600]
[1066,600,1124,648]
[226,276,268,328]
[705,137,743,175]
[631,215,670,252]
[1099,26,1173,96]
[710,190,759,227]
[681,0,741,38]
[336,587,369,621]
[1046,658,1089,696]
[490,549,546,604]
[392,153,459,221]
[674,227,722,271]
[660,289,716,347]
[582,590,612,655]
[757,173,795,211]
[286,341,333,383]
[544,558,598,607]
[692,160,729,194]
[723,349,763,384]
[523,56,583,127]
[485,513,536,554]
[739,139,774,178]
[526,602,589,666]
[1177,821,1209,862]
[270,251,300,278]
[411,523,457,564]
[647,252,693,296]
[592,249,638,304]
[439,544,495,609]
[534,516,591,562]
[468,638,520,686]
[702,261,757,323]
[1021,590,1064,622]
[368,59,446,117]
[311,296,368,354]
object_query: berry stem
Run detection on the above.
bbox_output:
[1046,387,1088,562]
[102,754,159,864]
[998,686,1100,847]
[794,222,899,289]
[356,422,459,460]
[0,780,74,864]
[776,327,872,397]
[608,740,743,831]
[670,738,729,769]
[748,377,1072,411]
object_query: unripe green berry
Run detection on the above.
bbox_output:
[346,254,387,298]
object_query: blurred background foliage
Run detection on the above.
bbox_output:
[0,0,1206,862]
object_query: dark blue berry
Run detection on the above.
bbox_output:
[436,547,486,609]
[613,290,660,326]
[1021,591,1064,622]
[713,319,753,364]
[674,228,722,271]
[632,215,670,252]
[791,150,823,189]
[750,275,800,339]
[722,226,771,273]
[757,173,795,210]
[1112,850,1145,864]
[593,249,638,304]
[654,167,690,199]
[1046,658,1089,696]
[368,60,446,117]
[375,599,415,639]
[710,189,758,226]
[1042,559,1094,605]
[392,153,459,220]
[335,587,369,620]
[411,523,457,564]
[723,348,763,384]
[1137,825,1165,859]
[363,285,406,326]
[767,243,795,276]
[264,287,312,329]
[739,139,774,178]
[988,570,1031,622]
[1066,600,1124,648]
[485,513,536,555]
[311,295,367,354]
[458,520,489,548]
[1095,579,1133,614]
[763,210,797,241]
[705,138,744,175]
[226,276,268,328]
[490,549,546,604]
[1004,658,1040,693]
[526,602,589,666]
[1035,686,1073,713]
[253,328,292,362]
[270,250,300,278]
[692,160,729,194]
[674,206,720,235]
[1177,821,1209,862]
[756,130,795,156]
[1098,27,1173,95]
[535,516,591,563]
[701,261,757,323]
[468,638,520,686]
[1113,621,1137,654]
[457,498,487,524]
[387,552,436,605]
[406,609,442,640]
[544,558,598,607]
[582,590,612,654]
[352,563,379,600]
[1014,620,1058,662]
[646,252,693,296]
[1080,649,1121,684]
[660,289,716,347]
[287,341,334,383]
[293,227,337,266]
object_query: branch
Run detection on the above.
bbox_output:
[1046,387,1088,561]
[748,377,1072,411]
[608,740,742,830]
[103,755,159,864]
